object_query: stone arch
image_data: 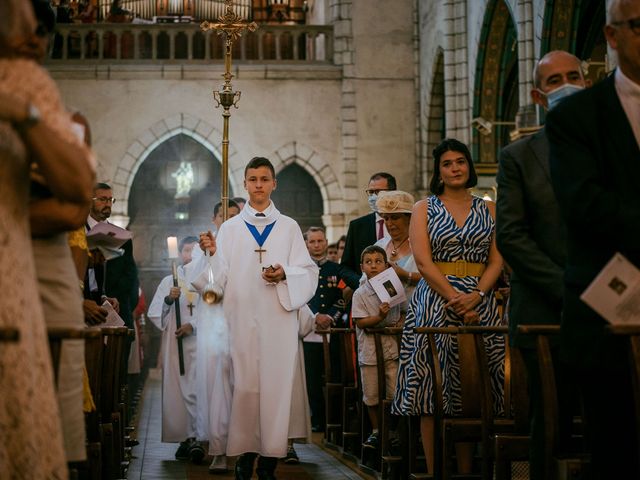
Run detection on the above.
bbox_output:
[541,0,607,80]
[270,141,345,240]
[108,113,241,226]
[423,48,446,192]
[472,0,518,171]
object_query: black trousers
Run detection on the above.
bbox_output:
[303,342,325,429]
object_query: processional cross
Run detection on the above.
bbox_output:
[201,0,258,221]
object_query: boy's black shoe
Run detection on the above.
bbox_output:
[283,445,299,464]
[235,453,257,480]
[256,456,278,480]
[175,438,195,460]
[188,441,206,464]
[363,431,379,449]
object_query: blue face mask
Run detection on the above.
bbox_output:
[368,194,378,212]
[545,83,584,110]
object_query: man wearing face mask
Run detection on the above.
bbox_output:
[340,172,396,276]
[495,50,589,480]
[546,1,640,477]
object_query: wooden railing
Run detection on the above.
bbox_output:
[49,23,333,64]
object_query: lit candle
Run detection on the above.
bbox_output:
[167,236,179,258]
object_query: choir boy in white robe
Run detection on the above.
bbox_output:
[195,157,318,480]
[190,201,239,474]
[148,236,203,462]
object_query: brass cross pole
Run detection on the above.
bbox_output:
[201,0,258,221]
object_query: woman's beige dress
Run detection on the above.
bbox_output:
[0,59,68,479]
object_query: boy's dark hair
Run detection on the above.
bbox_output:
[338,234,347,245]
[94,182,112,191]
[214,199,240,217]
[429,138,478,195]
[328,243,338,250]
[179,236,198,252]
[369,172,397,190]
[244,156,275,179]
[360,244,388,264]
[231,196,246,205]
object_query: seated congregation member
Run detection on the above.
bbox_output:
[194,156,318,480]
[148,237,203,463]
[375,190,419,301]
[352,245,404,450]
[302,226,360,438]
[0,1,94,476]
[392,139,505,475]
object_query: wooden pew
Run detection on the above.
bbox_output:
[317,328,343,449]
[606,324,640,475]
[414,325,515,480]
[100,326,130,480]
[47,326,103,480]
[373,326,404,480]
[516,325,588,480]
[332,327,361,458]
[84,327,105,480]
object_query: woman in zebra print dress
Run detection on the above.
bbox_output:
[391,138,505,474]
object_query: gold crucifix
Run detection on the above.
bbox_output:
[255,247,266,263]
[200,1,258,223]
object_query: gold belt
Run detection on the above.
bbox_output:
[435,260,485,278]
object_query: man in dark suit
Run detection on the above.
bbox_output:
[86,182,139,328]
[496,50,588,480]
[340,172,396,276]
[547,1,640,476]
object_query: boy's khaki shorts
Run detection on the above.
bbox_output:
[360,359,399,407]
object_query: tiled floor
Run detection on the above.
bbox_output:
[127,370,370,479]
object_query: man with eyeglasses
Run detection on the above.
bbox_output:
[546,0,640,477]
[86,182,139,330]
[340,172,396,276]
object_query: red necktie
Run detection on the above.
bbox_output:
[377,218,384,240]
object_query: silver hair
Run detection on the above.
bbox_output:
[608,0,629,23]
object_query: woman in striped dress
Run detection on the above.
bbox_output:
[392,138,505,474]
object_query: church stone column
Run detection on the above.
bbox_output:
[516,0,537,128]
[330,0,358,225]
[443,0,470,144]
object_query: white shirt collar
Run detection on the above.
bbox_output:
[244,201,274,217]
[86,215,100,229]
[616,67,640,99]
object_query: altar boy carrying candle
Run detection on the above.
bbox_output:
[148,236,204,463]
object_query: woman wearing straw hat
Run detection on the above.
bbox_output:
[375,190,419,300]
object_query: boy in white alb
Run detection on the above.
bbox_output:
[148,237,203,462]
[195,157,318,480]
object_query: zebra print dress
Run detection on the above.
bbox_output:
[391,195,505,417]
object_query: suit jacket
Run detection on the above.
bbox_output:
[85,224,139,328]
[340,212,376,275]
[308,259,361,323]
[496,130,567,348]
[103,238,139,328]
[547,73,640,367]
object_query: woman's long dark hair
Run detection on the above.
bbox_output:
[429,138,478,195]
